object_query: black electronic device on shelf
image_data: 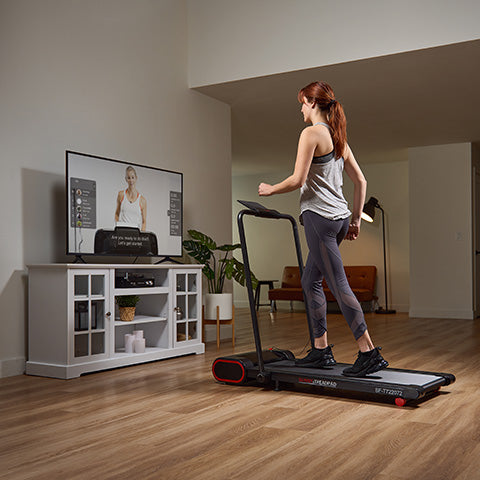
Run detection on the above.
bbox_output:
[115,273,155,288]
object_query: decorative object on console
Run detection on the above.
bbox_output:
[134,338,146,353]
[183,229,257,344]
[362,196,396,314]
[116,295,140,322]
[124,334,135,353]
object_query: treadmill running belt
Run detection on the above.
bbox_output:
[264,361,443,387]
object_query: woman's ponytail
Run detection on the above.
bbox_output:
[298,81,348,159]
[328,100,347,160]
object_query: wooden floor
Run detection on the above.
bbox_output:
[1,309,480,480]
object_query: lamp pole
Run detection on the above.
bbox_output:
[376,204,396,314]
[362,197,396,314]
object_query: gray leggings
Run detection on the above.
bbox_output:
[301,210,367,341]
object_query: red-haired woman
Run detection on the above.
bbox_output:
[258,81,388,377]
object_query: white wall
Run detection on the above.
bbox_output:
[232,154,410,312]
[409,143,473,319]
[188,0,480,87]
[0,0,232,377]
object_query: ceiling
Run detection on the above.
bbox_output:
[195,39,480,175]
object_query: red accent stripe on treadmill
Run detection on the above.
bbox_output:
[212,359,246,384]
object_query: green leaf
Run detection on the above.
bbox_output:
[222,258,235,279]
[183,229,258,292]
[187,230,217,251]
[217,243,241,252]
[228,257,258,290]
[115,295,140,307]
[183,240,212,264]
[202,264,214,280]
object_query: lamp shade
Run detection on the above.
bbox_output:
[362,197,378,223]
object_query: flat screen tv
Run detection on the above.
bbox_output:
[66,150,183,259]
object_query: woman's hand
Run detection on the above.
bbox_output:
[346,223,360,241]
[258,183,274,196]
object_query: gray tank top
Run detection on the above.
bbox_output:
[300,122,351,221]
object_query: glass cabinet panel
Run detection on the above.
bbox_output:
[176,322,186,342]
[74,301,89,331]
[188,295,197,319]
[176,274,186,292]
[91,275,105,296]
[74,334,89,357]
[91,300,105,330]
[176,295,186,320]
[188,274,197,293]
[188,322,197,340]
[74,275,89,296]
[91,333,105,355]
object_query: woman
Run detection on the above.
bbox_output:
[115,166,147,231]
[258,81,388,377]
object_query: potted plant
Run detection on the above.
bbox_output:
[116,295,140,322]
[183,230,258,320]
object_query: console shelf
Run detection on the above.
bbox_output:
[114,315,168,326]
[114,287,170,296]
[26,264,204,379]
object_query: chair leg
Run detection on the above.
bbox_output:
[290,301,294,312]
[216,305,220,349]
[231,304,235,348]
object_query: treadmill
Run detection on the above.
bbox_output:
[212,200,455,406]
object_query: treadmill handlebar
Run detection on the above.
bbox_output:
[237,200,296,222]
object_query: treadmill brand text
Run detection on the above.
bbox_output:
[299,377,337,388]
[375,387,403,396]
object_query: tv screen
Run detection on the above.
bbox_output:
[66,150,183,258]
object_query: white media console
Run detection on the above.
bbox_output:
[26,264,204,379]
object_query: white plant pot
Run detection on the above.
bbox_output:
[203,293,233,320]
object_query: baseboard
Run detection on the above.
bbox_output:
[234,301,410,313]
[409,308,474,320]
[0,357,26,378]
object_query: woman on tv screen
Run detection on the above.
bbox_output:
[115,166,147,231]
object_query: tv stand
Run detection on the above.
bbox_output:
[155,256,183,264]
[73,255,87,264]
[26,263,204,379]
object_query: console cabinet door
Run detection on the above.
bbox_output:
[173,270,201,346]
[69,270,111,363]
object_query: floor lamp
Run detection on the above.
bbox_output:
[361,197,396,314]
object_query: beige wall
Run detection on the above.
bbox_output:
[409,143,473,319]
[343,158,410,312]
[0,0,232,377]
[188,0,480,87]
[232,154,410,312]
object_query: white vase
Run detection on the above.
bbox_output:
[203,293,233,320]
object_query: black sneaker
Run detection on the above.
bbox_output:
[342,347,389,377]
[295,345,336,368]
